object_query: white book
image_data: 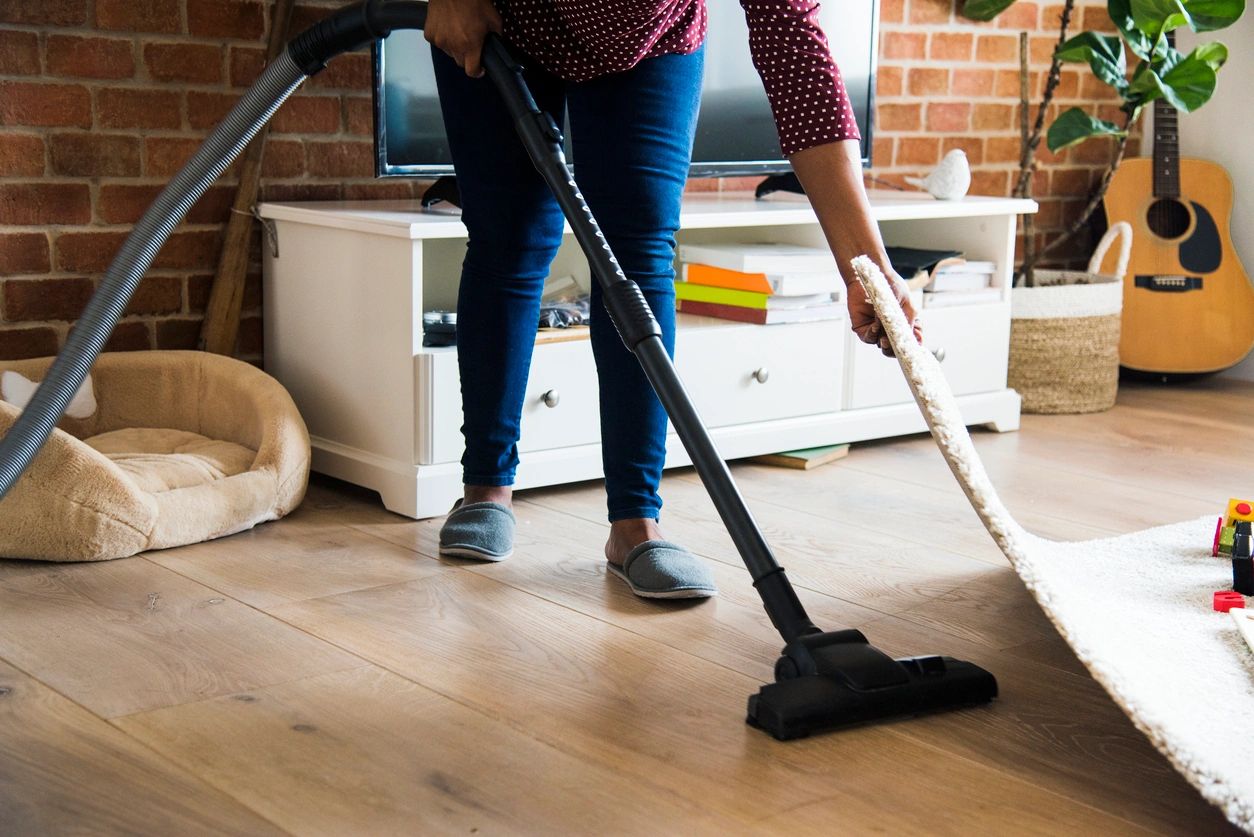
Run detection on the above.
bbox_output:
[921,288,1002,308]
[679,263,841,297]
[927,272,993,292]
[677,242,836,274]
[765,292,838,310]
[936,260,997,275]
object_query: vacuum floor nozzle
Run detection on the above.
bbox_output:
[746,631,997,740]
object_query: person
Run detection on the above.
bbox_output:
[428,0,922,599]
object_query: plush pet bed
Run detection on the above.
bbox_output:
[0,351,309,562]
[852,257,1254,832]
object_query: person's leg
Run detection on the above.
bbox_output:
[565,47,704,563]
[432,46,566,505]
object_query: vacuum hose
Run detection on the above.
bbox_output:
[0,1,427,502]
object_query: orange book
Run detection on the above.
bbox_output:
[682,263,773,294]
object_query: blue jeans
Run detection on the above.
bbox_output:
[433,44,704,522]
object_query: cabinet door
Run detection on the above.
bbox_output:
[844,303,1010,409]
[676,319,844,428]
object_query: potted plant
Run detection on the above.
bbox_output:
[961,0,1242,412]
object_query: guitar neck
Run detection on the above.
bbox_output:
[1153,101,1180,198]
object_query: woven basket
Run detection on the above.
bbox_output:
[1008,223,1132,414]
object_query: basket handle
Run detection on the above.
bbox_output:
[1087,221,1133,278]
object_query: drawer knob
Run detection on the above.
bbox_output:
[541,389,561,408]
[752,367,770,384]
[931,347,947,363]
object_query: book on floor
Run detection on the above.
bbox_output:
[676,242,836,274]
[680,263,841,297]
[751,443,850,470]
[676,298,845,324]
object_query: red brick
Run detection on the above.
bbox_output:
[1081,74,1120,100]
[0,0,87,26]
[95,0,180,32]
[1051,167,1096,196]
[1053,70,1080,100]
[229,46,266,88]
[927,102,971,132]
[929,32,972,61]
[155,317,203,349]
[145,137,202,176]
[876,103,921,131]
[124,276,182,316]
[184,186,236,225]
[970,169,1009,195]
[289,4,336,32]
[145,43,223,84]
[908,68,949,96]
[976,35,1018,63]
[187,91,240,130]
[261,139,305,178]
[187,0,265,39]
[153,230,222,270]
[882,32,927,60]
[0,233,51,274]
[46,35,134,80]
[942,136,984,165]
[0,82,91,128]
[3,277,94,321]
[1070,135,1119,164]
[996,2,1039,27]
[306,141,374,178]
[49,133,141,177]
[1042,3,1068,28]
[55,231,128,272]
[259,182,341,202]
[0,326,59,360]
[909,0,953,23]
[0,183,91,225]
[0,134,45,176]
[876,66,904,97]
[897,137,940,166]
[309,53,372,90]
[870,136,894,167]
[0,31,40,75]
[995,69,1028,98]
[237,315,262,355]
[343,181,422,201]
[187,273,214,312]
[951,68,996,97]
[1030,35,1056,64]
[985,136,1022,163]
[344,97,373,136]
[96,88,182,130]
[271,96,341,134]
[973,103,1014,131]
[1082,5,1116,31]
[880,0,906,22]
[104,321,151,352]
[97,184,235,225]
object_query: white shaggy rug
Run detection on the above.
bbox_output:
[852,257,1254,832]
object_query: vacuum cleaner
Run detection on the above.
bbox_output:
[0,0,997,740]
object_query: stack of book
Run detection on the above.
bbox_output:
[674,243,844,325]
[923,260,1000,308]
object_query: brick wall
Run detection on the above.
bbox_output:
[0,0,1132,361]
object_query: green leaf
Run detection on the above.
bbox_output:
[1159,46,1221,109]
[1184,0,1245,31]
[1130,0,1194,39]
[961,0,1018,19]
[1127,63,1170,106]
[1189,41,1229,69]
[1046,108,1127,152]
[1107,0,1155,59]
[1055,32,1128,90]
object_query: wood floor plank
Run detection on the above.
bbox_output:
[0,557,366,718]
[267,571,1157,833]
[0,658,282,835]
[117,665,729,836]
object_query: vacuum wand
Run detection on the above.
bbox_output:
[0,0,997,740]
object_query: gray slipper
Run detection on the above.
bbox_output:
[607,540,718,600]
[438,499,515,562]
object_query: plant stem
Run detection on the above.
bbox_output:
[1020,108,1136,275]
[1014,0,1074,200]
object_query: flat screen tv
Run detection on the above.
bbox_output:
[372,1,879,178]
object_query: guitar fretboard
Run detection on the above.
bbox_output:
[1153,101,1180,198]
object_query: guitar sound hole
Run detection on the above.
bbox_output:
[1145,198,1190,240]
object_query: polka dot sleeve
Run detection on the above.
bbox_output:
[739,0,861,156]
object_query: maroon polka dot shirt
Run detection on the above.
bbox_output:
[498,0,861,156]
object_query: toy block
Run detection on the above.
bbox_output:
[1233,532,1254,596]
[1214,591,1246,613]
[1232,608,1254,656]
[1218,526,1236,557]
[1213,516,1224,556]
[1225,498,1254,527]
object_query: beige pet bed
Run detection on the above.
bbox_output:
[0,351,309,561]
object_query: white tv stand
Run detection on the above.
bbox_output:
[260,191,1035,518]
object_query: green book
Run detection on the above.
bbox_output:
[674,282,831,310]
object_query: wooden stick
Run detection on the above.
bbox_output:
[198,0,296,356]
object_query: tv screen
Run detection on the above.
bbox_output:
[373,1,878,178]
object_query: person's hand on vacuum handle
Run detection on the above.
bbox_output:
[424,0,503,78]
[790,140,923,357]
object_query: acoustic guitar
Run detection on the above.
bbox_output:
[1102,99,1254,373]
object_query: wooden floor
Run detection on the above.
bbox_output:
[1,376,1250,835]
